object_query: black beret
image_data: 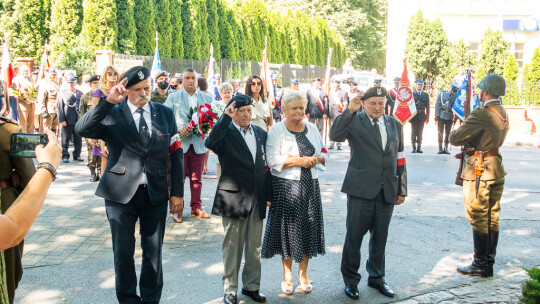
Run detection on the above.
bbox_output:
[88,75,100,82]
[123,66,150,88]
[226,94,253,109]
[361,86,387,101]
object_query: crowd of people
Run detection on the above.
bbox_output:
[0,62,510,304]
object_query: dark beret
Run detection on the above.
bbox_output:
[88,75,100,82]
[312,78,321,82]
[361,86,387,101]
[226,94,253,109]
[123,66,150,88]
[415,79,424,84]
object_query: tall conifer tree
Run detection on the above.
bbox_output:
[116,0,137,54]
[155,0,172,58]
[133,0,156,56]
[80,0,118,52]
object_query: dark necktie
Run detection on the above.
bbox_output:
[136,108,150,147]
[373,118,383,149]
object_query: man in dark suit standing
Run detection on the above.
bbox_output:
[75,66,184,304]
[305,78,327,137]
[57,77,83,163]
[410,79,430,153]
[205,94,270,304]
[385,77,400,115]
[330,87,407,300]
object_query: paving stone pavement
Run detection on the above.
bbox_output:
[14,144,540,303]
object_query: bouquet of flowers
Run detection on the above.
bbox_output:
[180,103,218,140]
[12,87,37,99]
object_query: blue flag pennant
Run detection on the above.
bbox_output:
[151,47,162,79]
[452,69,479,121]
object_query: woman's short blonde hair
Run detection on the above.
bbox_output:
[281,91,307,110]
[99,65,120,94]
[218,82,233,93]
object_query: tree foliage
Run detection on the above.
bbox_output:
[503,54,520,104]
[475,28,507,81]
[405,11,450,87]
[116,0,137,54]
[133,0,156,56]
[154,0,172,58]
[169,0,184,58]
[49,0,83,61]
[80,0,118,52]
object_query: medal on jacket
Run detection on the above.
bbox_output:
[261,145,265,161]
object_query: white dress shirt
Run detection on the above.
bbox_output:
[370,116,387,150]
[187,90,198,109]
[127,101,152,184]
[233,121,256,162]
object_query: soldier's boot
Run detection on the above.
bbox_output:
[486,230,499,277]
[411,143,417,153]
[89,167,98,182]
[438,145,443,154]
[417,143,423,153]
[457,229,490,277]
[443,143,450,154]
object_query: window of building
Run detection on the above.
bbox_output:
[468,42,480,61]
[507,42,525,69]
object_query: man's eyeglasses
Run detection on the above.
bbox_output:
[251,82,262,86]
[107,72,118,76]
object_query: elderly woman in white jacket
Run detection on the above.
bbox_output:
[262,91,329,295]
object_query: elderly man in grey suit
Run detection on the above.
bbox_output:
[330,87,407,300]
[165,68,213,223]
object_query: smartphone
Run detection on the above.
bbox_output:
[10,133,48,158]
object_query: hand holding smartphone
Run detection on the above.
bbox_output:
[10,133,49,158]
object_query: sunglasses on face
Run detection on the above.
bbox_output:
[107,72,118,76]
[251,82,262,86]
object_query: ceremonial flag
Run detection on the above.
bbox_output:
[151,31,162,80]
[260,36,272,100]
[206,43,216,100]
[392,59,417,124]
[1,42,14,87]
[323,47,333,97]
[37,43,50,80]
[452,68,479,121]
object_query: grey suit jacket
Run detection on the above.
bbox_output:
[164,89,213,154]
[329,109,407,203]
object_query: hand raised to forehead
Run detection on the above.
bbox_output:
[106,77,128,105]
[225,101,237,118]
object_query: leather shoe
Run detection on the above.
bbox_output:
[192,208,211,219]
[73,157,84,161]
[368,282,395,298]
[344,284,359,300]
[62,157,70,163]
[223,293,237,304]
[173,213,183,223]
[241,288,266,303]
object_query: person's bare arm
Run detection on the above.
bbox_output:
[282,156,316,169]
[0,131,61,251]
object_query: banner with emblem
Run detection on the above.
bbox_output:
[452,68,479,121]
[392,59,417,124]
[1,42,14,87]
[206,43,216,100]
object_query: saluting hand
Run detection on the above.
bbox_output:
[348,95,363,113]
[225,101,237,118]
[106,77,128,105]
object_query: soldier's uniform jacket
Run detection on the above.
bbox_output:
[57,89,83,125]
[435,90,456,121]
[0,116,36,303]
[305,88,327,118]
[324,88,348,119]
[449,100,509,181]
[386,87,398,115]
[37,80,60,114]
[150,89,172,105]
[79,90,94,117]
[410,90,430,121]
[271,85,284,118]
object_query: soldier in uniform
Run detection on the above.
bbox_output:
[36,68,60,133]
[324,79,348,150]
[435,84,457,154]
[290,79,300,92]
[150,70,171,104]
[0,116,36,303]
[305,78,327,137]
[213,74,222,101]
[79,75,101,182]
[12,65,35,133]
[450,74,509,278]
[57,77,83,163]
[386,77,400,115]
[270,74,284,123]
[410,79,430,153]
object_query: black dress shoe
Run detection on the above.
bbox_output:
[368,282,395,298]
[344,284,359,300]
[223,293,237,304]
[62,158,70,163]
[241,288,266,303]
[73,157,84,161]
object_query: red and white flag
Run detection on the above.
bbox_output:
[38,43,50,80]
[260,36,272,100]
[323,47,333,99]
[1,42,14,87]
[392,59,417,124]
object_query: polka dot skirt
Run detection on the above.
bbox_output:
[262,127,325,263]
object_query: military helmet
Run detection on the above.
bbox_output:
[477,73,506,96]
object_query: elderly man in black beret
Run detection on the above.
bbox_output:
[76,66,184,304]
[330,86,407,300]
[205,95,271,304]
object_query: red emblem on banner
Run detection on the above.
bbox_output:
[392,59,417,124]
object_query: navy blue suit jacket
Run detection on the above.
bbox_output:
[75,98,184,205]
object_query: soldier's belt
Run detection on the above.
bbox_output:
[466,149,499,158]
[0,179,12,189]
